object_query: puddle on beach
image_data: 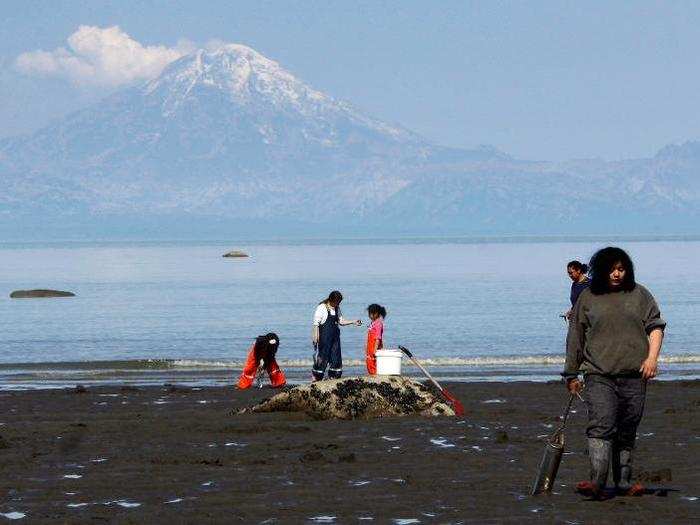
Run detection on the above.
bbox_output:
[392,519,420,524]
[99,394,119,397]
[681,496,698,501]
[66,503,90,508]
[308,516,336,523]
[113,501,141,508]
[0,512,26,520]
[381,436,402,442]
[224,442,248,447]
[430,437,456,448]
[481,399,506,404]
[62,474,82,479]
[91,458,108,463]
[349,480,371,487]
[165,498,183,504]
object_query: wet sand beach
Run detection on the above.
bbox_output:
[1,380,698,523]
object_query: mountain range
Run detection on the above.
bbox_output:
[1,44,699,239]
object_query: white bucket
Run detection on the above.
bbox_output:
[375,348,403,375]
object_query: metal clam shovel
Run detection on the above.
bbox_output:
[531,393,576,495]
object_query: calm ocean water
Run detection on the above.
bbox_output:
[0,238,698,388]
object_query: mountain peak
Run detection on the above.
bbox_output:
[144,43,329,115]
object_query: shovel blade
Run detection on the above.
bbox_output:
[531,437,565,495]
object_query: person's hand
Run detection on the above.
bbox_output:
[565,309,573,320]
[639,357,658,379]
[355,319,362,326]
[566,377,582,395]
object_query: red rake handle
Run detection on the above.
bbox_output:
[399,346,465,416]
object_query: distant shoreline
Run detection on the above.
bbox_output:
[2,233,700,248]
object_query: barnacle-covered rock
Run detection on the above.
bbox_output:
[240,376,455,419]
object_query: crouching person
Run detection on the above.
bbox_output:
[564,247,665,499]
[237,333,286,389]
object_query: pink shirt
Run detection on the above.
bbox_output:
[368,318,384,341]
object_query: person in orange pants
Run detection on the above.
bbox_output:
[365,304,386,375]
[237,333,286,389]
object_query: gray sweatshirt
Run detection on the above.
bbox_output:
[564,284,666,377]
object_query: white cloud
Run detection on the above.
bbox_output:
[15,26,193,87]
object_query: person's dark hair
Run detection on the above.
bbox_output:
[254,332,279,363]
[588,247,636,295]
[567,260,589,274]
[367,303,387,318]
[319,290,343,317]
[320,290,343,305]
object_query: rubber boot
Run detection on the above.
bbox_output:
[587,438,612,498]
[613,447,644,496]
[612,446,630,490]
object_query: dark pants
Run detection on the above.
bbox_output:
[584,374,646,449]
[312,339,342,380]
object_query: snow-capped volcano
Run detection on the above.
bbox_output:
[0,44,698,239]
[143,44,418,145]
[147,44,331,112]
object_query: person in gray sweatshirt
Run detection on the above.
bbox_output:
[563,246,665,499]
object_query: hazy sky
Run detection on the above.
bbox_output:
[2,0,700,160]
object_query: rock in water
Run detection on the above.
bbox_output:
[10,289,75,298]
[222,250,249,258]
[240,376,455,419]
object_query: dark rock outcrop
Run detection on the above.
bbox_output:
[222,250,249,258]
[10,289,75,298]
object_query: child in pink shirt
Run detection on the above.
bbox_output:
[365,304,386,375]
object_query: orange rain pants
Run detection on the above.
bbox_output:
[365,333,382,375]
[237,345,286,389]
